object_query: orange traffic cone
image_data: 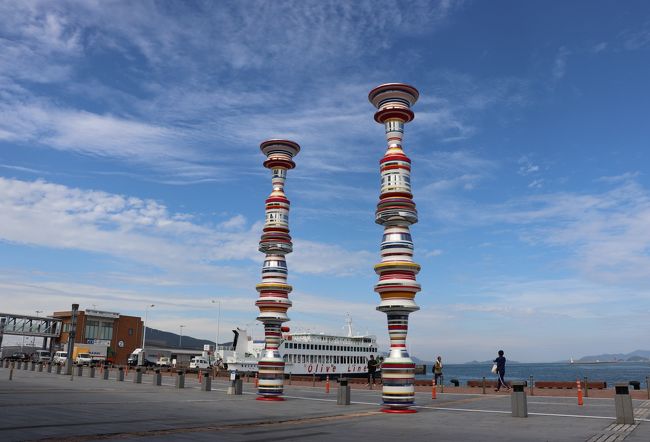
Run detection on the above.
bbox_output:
[577,379,584,406]
[432,378,437,399]
[325,375,330,394]
[198,370,203,384]
[254,372,259,387]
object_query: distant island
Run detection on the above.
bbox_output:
[450,350,650,365]
[570,349,650,363]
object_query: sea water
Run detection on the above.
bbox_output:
[417,362,650,388]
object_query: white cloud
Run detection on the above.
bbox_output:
[591,42,608,53]
[0,177,371,279]
[291,240,374,276]
[517,155,540,176]
[428,175,650,284]
[425,249,443,257]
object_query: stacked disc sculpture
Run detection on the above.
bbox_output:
[368,83,421,413]
[255,139,300,401]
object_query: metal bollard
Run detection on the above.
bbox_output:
[76,365,83,377]
[24,361,29,370]
[511,381,528,418]
[56,364,62,375]
[614,383,634,424]
[312,373,316,387]
[529,375,534,396]
[3,359,8,368]
[228,372,242,395]
[646,376,649,400]
[117,367,124,381]
[38,362,43,372]
[201,370,211,391]
[153,369,161,386]
[47,363,52,373]
[584,376,589,398]
[90,365,96,378]
[482,376,486,394]
[30,362,36,371]
[134,367,142,384]
[176,370,185,389]
[337,378,351,405]
[103,365,109,380]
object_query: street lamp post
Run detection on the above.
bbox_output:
[141,304,155,365]
[34,310,43,348]
[179,325,185,348]
[211,300,221,351]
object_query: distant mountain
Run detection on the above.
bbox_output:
[464,359,521,365]
[576,349,650,362]
[411,356,433,366]
[144,327,216,350]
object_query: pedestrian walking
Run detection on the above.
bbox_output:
[493,350,510,392]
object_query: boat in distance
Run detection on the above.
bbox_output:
[217,323,379,378]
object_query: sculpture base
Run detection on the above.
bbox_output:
[256,396,285,401]
[381,407,417,414]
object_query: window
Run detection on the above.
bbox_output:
[128,328,134,336]
[100,322,113,340]
[85,320,99,339]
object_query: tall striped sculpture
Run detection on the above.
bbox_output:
[255,139,300,401]
[368,83,421,413]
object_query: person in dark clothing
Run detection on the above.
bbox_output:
[433,355,443,385]
[367,355,378,387]
[493,350,510,392]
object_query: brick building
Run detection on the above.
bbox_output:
[52,309,143,365]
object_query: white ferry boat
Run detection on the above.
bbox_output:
[217,320,379,378]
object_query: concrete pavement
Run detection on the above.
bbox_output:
[1,365,649,441]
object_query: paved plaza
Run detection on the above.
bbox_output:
[1,365,649,441]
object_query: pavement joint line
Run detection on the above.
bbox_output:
[30,410,383,441]
[587,423,639,442]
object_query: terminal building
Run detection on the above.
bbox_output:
[52,309,143,365]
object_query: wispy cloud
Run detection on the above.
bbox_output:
[0,177,371,279]
[425,174,650,284]
[621,21,650,50]
[552,46,571,80]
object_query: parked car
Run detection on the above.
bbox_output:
[9,352,30,361]
[156,357,171,368]
[189,356,211,370]
[33,350,51,363]
[53,351,68,365]
[75,353,93,365]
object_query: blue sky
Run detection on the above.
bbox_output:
[1,0,649,363]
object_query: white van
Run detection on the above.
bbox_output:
[53,351,67,364]
[33,350,51,362]
[189,356,210,370]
